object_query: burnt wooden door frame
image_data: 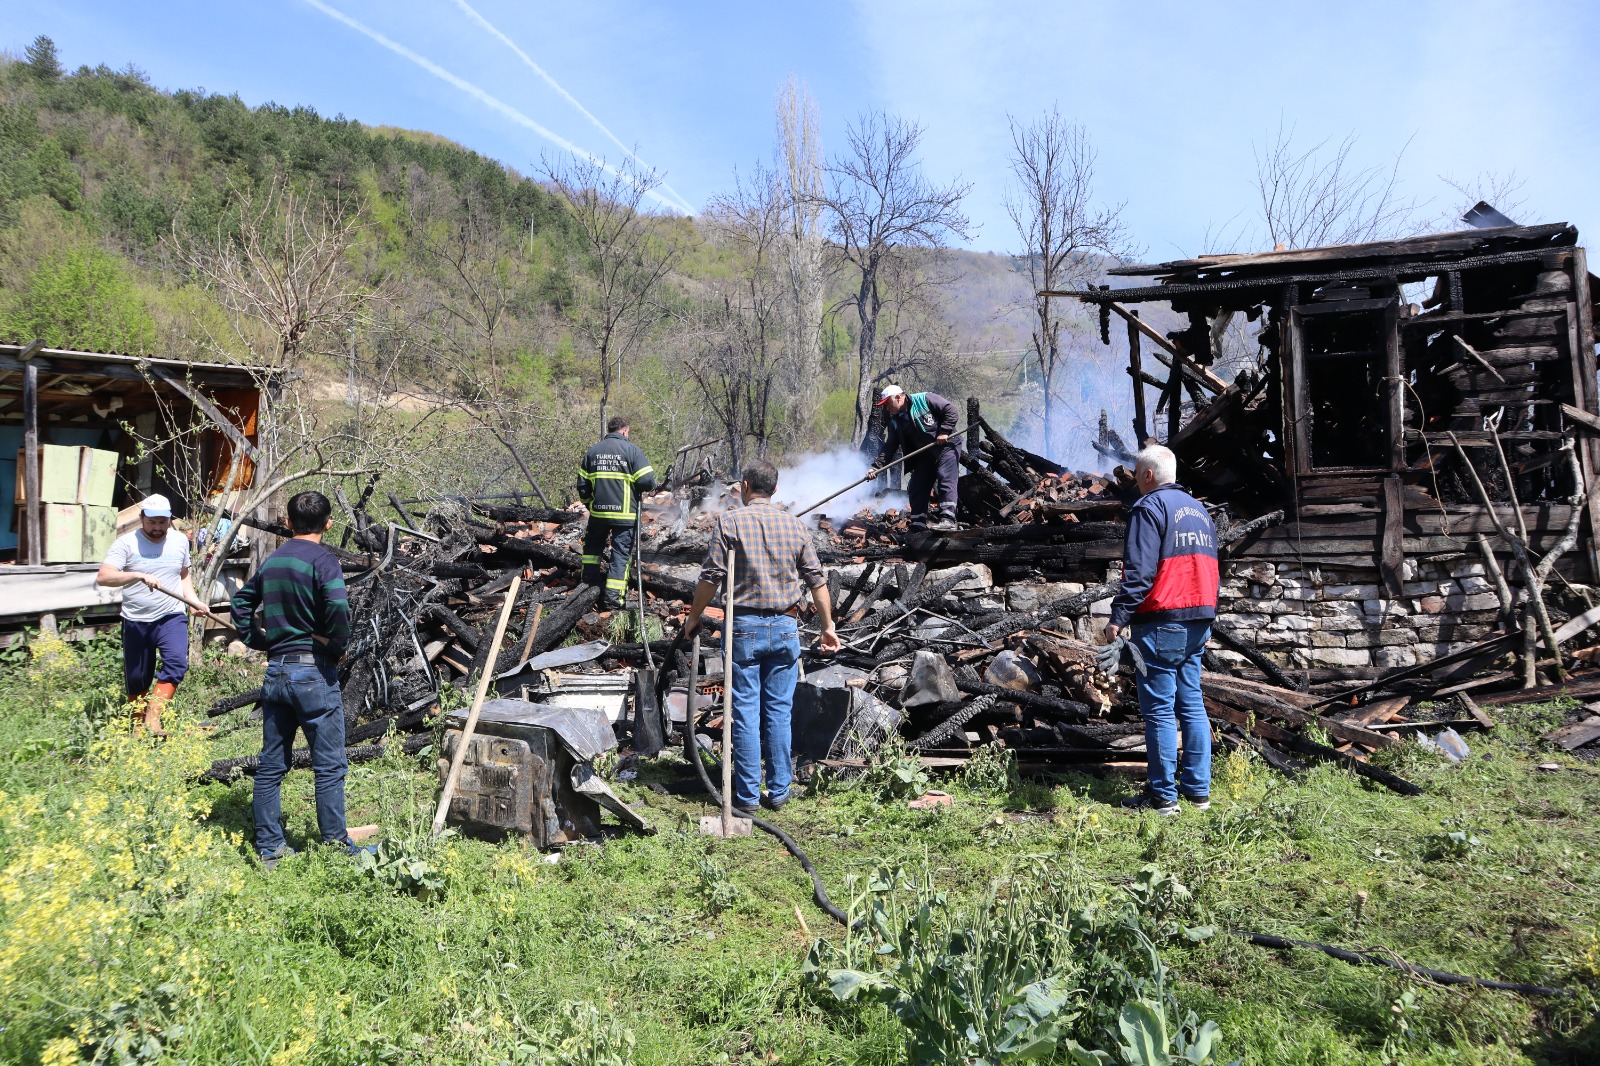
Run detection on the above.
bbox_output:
[1286,297,1403,477]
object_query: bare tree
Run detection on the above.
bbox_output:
[540,152,680,432]
[813,112,972,445]
[171,177,370,367]
[775,77,827,432]
[1437,170,1528,229]
[1005,109,1132,454]
[692,166,790,466]
[1254,121,1416,250]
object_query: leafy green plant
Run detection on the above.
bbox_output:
[858,733,931,801]
[1424,819,1483,862]
[694,855,740,916]
[354,838,449,902]
[960,743,1020,796]
[804,861,1227,1066]
[515,1000,636,1066]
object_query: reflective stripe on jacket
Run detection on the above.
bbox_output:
[576,433,656,521]
[1108,483,1219,628]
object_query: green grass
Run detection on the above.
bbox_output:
[0,633,1597,1064]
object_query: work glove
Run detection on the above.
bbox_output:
[1095,633,1145,677]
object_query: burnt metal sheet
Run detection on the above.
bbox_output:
[0,566,121,620]
[495,639,610,680]
[449,699,617,761]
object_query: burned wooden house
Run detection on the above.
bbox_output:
[1059,220,1600,679]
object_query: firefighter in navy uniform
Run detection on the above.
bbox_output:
[577,416,656,610]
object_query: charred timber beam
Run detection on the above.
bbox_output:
[488,534,697,601]
[1210,624,1305,692]
[527,584,601,658]
[470,502,585,525]
[954,679,1096,726]
[200,733,431,783]
[1204,699,1422,796]
[423,605,481,653]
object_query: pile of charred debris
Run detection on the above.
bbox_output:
[199,400,1600,793]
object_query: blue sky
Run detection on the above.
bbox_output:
[3,0,1597,259]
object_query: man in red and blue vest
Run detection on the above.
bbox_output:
[1102,444,1219,817]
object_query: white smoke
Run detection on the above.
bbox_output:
[774,449,908,524]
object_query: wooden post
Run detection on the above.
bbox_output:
[966,397,980,456]
[432,575,522,835]
[21,356,41,568]
[1164,342,1183,441]
[720,549,737,837]
[1126,311,1148,445]
[1380,476,1405,597]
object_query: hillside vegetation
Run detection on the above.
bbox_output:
[0,45,1082,501]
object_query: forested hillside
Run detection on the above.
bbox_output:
[0,40,1097,501]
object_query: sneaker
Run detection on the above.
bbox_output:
[732,803,759,818]
[259,845,296,871]
[345,841,380,860]
[760,793,788,812]
[1181,795,1211,810]
[1120,794,1179,817]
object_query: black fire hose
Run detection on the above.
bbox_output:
[1231,931,1568,997]
[680,635,847,926]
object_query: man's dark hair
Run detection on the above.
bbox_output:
[606,415,630,433]
[742,459,779,497]
[287,491,333,535]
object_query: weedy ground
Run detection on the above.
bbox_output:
[0,631,1597,1064]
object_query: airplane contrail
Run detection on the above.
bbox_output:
[299,0,687,215]
[451,0,695,214]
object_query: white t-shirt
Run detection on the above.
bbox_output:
[104,529,191,622]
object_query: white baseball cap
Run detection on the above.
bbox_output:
[875,385,906,407]
[141,494,173,518]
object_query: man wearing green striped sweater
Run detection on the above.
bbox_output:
[231,490,358,868]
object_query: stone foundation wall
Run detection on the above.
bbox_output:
[1210,557,1502,670]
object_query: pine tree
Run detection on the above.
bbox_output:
[24,35,63,81]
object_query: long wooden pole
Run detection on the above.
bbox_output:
[795,426,967,518]
[432,574,522,834]
[22,360,41,567]
[720,549,736,836]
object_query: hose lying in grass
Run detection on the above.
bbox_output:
[1234,930,1568,997]
[684,714,847,926]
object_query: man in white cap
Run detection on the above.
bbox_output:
[96,494,196,736]
[869,385,962,530]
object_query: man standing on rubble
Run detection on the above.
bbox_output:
[231,490,363,868]
[577,416,655,611]
[97,494,196,737]
[1101,444,1218,817]
[869,385,961,530]
[682,459,842,813]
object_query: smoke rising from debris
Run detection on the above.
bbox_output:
[774,449,908,523]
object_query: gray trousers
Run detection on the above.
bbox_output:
[907,442,960,518]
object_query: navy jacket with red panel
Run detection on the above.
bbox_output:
[1108,483,1219,629]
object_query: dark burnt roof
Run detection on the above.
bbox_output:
[1110,223,1575,282]
[1052,223,1578,307]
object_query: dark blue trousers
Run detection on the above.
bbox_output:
[121,613,189,696]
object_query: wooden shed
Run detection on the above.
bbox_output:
[0,342,280,642]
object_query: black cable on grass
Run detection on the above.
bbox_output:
[1233,931,1568,997]
[684,708,848,926]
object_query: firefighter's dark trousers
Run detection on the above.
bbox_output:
[907,441,961,519]
[581,518,634,602]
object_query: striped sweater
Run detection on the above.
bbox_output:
[231,538,351,657]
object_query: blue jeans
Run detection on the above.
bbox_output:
[252,659,351,856]
[728,614,801,809]
[1131,620,1213,804]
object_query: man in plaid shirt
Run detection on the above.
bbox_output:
[684,459,841,812]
